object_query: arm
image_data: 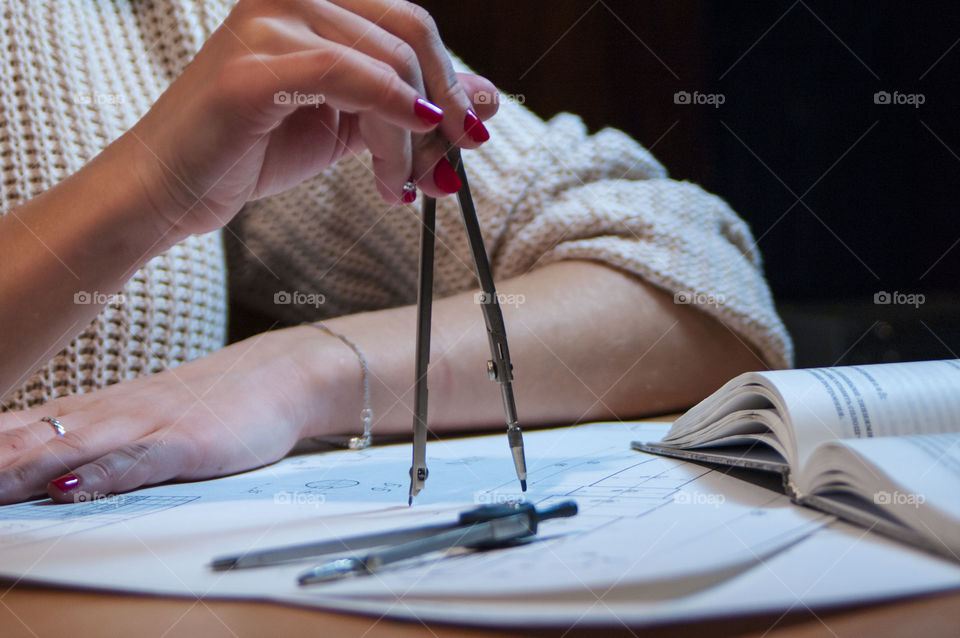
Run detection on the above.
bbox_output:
[0,0,497,402]
[0,258,758,504]
[309,259,760,439]
[0,137,179,398]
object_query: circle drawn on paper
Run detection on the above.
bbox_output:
[304,479,360,491]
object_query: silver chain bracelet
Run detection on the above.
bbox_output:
[303,321,372,450]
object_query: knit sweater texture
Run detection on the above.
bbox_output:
[0,0,792,412]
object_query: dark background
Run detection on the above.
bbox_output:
[418,0,960,367]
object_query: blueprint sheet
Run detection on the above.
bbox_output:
[0,421,958,627]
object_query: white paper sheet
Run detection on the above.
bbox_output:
[0,421,957,627]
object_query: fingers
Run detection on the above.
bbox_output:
[405,72,500,198]
[0,392,103,433]
[0,412,158,504]
[0,409,88,468]
[46,435,200,504]
[246,42,437,203]
[0,417,66,460]
[409,140,460,198]
[0,398,298,505]
[0,405,59,433]
[360,113,415,203]
[297,0,428,202]
[327,0,490,149]
[457,72,500,121]
[241,45,442,134]
[222,1,498,203]
[299,0,428,99]
[0,327,321,505]
[296,1,492,201]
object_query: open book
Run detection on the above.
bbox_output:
[634,359,960,561]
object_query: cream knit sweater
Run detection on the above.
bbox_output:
[0,0,792,412]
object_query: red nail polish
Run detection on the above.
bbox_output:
[464,109,490,143]
[51,475,79,492]
[414,98,444,126]
[433,157,462,194]
[403,189,417,204]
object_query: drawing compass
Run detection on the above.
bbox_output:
[296,501,575,584]
[408,145,527,504]
[210,500,575,579]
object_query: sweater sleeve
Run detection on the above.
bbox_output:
[459,100,793,369]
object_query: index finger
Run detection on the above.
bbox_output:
[326,0,490,148]
[228,43,445,134]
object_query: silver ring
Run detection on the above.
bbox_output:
[401,180,417,196]
[41,416,66,437]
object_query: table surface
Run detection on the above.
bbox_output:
[2,416,959,638]
[2,585,959,638]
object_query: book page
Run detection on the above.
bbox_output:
[758,360,960,466]
[806,432,960,557]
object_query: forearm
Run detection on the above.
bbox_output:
[302,260,762,439]
[0,134,177,397]
[0,258,763,504]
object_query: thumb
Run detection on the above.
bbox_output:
[47,437,199,504]
[456,72,500,120]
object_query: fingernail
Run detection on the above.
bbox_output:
[433,157,462,194]
[50,475,79,492]
[414,97,444,126]
[464,109,490,143]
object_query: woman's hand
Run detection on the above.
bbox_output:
[0,0,500,402]
[125,0,499,238]
[0,327,346,504]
